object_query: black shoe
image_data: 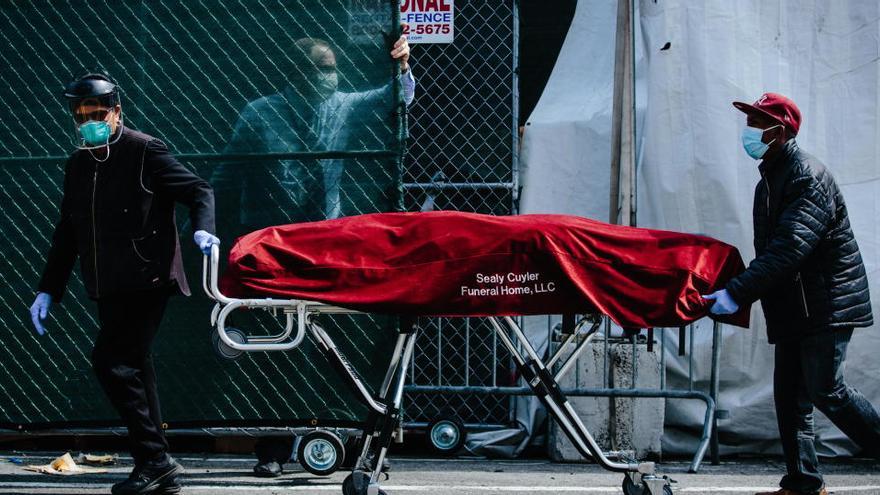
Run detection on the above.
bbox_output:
[253,460,283,478]
[112,456,184,495]
[153,475,182,495]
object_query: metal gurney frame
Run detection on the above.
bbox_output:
[203,245,673,495]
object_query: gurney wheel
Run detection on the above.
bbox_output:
[624,475,674,495]
[342,470,386,495]
[211,327,247,360]
[624,473,675,495]
[298,430,344,476]
[426,414,466,456]
[622,475,644,495]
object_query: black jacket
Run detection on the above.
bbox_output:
[726,139,872,343]
[38,127,215,301]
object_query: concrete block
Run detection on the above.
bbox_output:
[547,342,610,461]
[611,342,664,459]
[546,339,664,461]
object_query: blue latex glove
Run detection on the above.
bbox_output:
[29,292,52,336]
[193,230,220,255]
[702,289,739,315]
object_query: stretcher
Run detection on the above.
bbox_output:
[203,211,750,495]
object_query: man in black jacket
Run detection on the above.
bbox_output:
[702,93,878,495]
[28,70,219,495]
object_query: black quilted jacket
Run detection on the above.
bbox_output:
[726,139,872,343]
[38,128,215,301]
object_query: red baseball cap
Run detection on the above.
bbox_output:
[733,92,801,135]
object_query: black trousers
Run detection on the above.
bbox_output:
[774,328,880,494]
[92,288,171,465]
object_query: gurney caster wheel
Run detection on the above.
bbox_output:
[426,414,466,456]
[640,483,673,495]
[623,474,674,495]
[648,482,673,495]
[298,430,345,476]
[623,475,644,495]
[211,327,247,360]
[342,470,387,495]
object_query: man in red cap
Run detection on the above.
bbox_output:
[702,92,878,495]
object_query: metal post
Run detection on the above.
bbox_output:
[709,321,723,465]
[437,318,442,387]
[609,0,636,227]
[660,328,666,390]
[688,324,695,391]
[511,0,520,213]
[492,320,498,387]
[603,318,610,388]
[631,331,638,389]
[465,318,471,387]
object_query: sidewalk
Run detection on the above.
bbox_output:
[1,453,878,494]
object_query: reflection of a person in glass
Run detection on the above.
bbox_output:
[215,33,415,478]
[215,32,415,237]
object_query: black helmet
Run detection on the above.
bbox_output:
[64,68,125,150]
[63,68,120,112]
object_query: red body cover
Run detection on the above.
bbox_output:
[221,211,750,328]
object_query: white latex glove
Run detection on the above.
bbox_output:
[702,289,739,315]
[29,292,52,336]
[193,230,220,255]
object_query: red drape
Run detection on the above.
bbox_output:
[221,211,749,328]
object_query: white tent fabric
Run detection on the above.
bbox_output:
[519,0,880,457]
[519,0,620,221]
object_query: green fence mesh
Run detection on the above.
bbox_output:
[0,0,405,429]
[0,0,521,432]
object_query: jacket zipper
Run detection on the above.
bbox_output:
[760,170,771,250]
[761,170,770,222]
[764,170,810,318]
[92,164,99,298]
[795,272,810,318]
[132,239,151,263]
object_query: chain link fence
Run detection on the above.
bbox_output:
[0,0,405,429]
[0,0,519,433]
[401,0,518,428]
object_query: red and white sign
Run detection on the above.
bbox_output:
[401,0,454,44]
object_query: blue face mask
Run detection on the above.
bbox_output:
[741,124,781,160]
[79,120,112,146]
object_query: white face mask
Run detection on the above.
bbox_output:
[314,71,338,100]
[741,124,782,160]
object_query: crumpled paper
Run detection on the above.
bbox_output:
[24,452,110,475]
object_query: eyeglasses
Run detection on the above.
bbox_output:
[72,106,113,125]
